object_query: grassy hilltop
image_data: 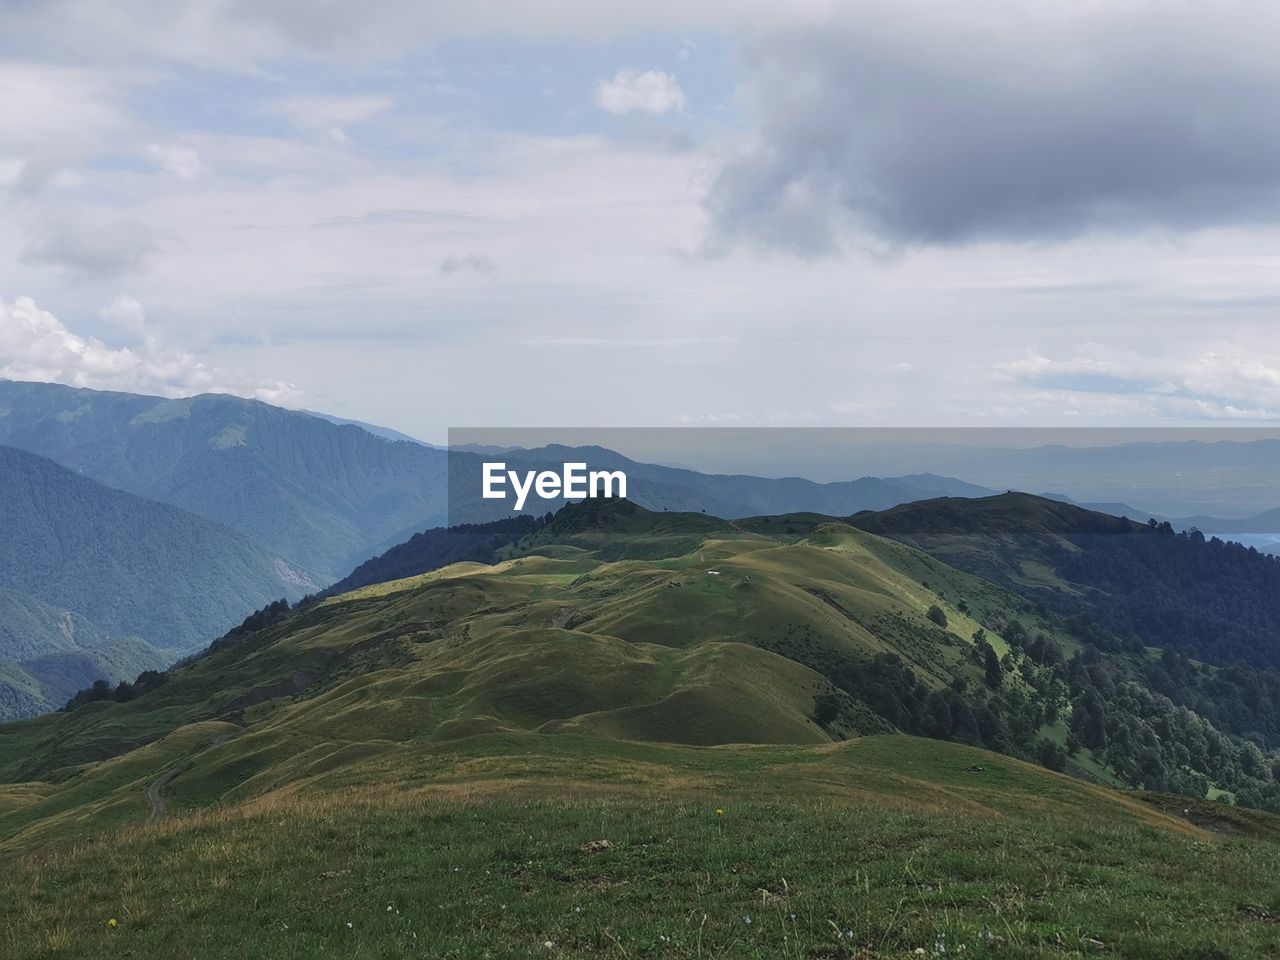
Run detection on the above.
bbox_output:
[3,498,1280,957]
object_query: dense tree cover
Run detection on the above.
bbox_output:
[797,606,1280,812]
[849,495,1280,808]
[62,669,168,711]
[0,445,313,651]
[0,380,452,578]
[1055,522,1280,670]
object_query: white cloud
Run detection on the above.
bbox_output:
[595,70,685,115]
[99,294,147,334]
[995,346,1280,421]
[146,143,203,180]
[0,296,300,403]
[0,63,129,193]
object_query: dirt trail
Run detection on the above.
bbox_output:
[145,731,235,824]
[145,767,180,824]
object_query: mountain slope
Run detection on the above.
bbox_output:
[0,588,166,721]
[0,445,318,719]
[12,732,1280,960]
[0,380,452,577]
[850,492,1280,670]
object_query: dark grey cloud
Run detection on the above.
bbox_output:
[708,7,1280,252]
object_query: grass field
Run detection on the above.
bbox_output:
[5,734,1280,960]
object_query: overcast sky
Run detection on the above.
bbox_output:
[3,1,1280,440]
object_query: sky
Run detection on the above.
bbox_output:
[3,1,1280,441]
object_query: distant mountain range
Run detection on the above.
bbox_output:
[0,380,453,578]
[0,381,1001,577]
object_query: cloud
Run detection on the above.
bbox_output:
[706,3,1280,253]
[0,63,128,194]
[0,296,300,403]
[265,95,391,130]
[22,216,157,280]
[146,143,204,179]
[595,70,685,115]
[0,1,807,66]
[99,294,147,334]
[438,254,497,276]
[995,346,1280,421]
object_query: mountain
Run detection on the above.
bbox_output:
[316,514,545,600]
[301,410,436,446]
[0,445,317,720]
[1039,491,1160,520]
[0,380,454,577]
[480,443,997,518]
[818,436,1280,517]
[850,493,1280,670]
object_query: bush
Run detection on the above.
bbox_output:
[926,605,948,628]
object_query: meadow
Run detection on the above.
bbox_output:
[5,734,1280,960]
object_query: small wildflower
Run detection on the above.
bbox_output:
[105,918,119,930]
[346,922,353,929]
[715,808,724,816]
[743,915,752,926]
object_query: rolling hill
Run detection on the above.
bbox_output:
[5,497,1280,956]
[7,496,1280,829]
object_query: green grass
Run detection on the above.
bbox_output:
[4,734,1280,959]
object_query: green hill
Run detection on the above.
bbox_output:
[1,496,1271,828]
